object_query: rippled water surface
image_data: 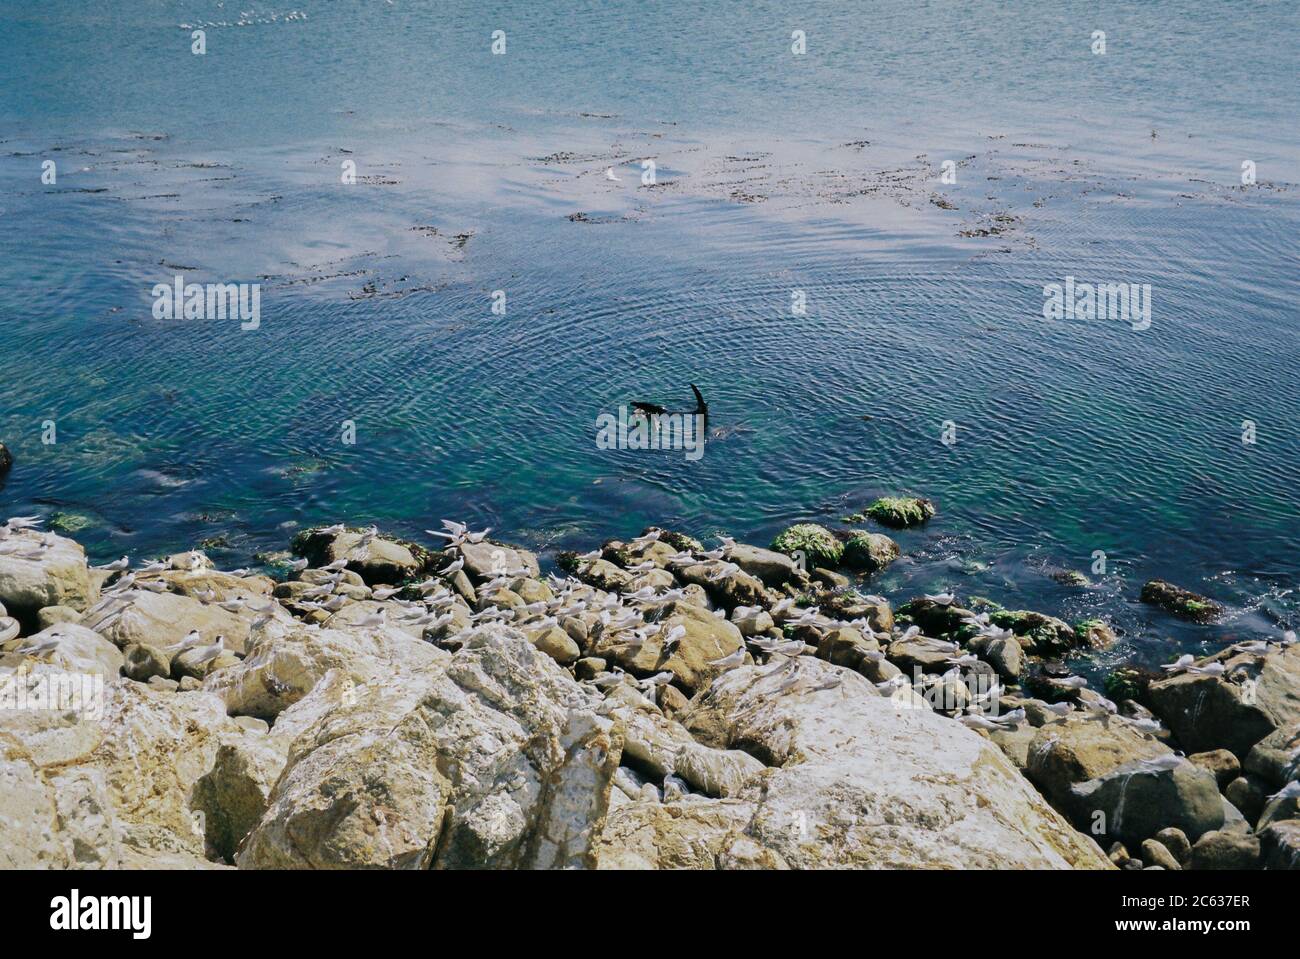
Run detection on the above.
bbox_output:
[1,1,1297,671]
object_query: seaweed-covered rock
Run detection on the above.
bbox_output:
[863,496,935,529]
[990,609,1078,656]
[1103,665,1160,705]
[769,524,843,570]
[897,598,978,639]
[1073,619,1117,650]
[841,531,899,572]
[1139,579,1223,624]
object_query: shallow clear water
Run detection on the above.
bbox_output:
[1,1,1297,673]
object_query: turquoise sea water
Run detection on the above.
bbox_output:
[1,1,1297,672]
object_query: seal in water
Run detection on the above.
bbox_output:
[631,385,708,426]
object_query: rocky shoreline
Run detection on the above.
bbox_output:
[1,505,1297,870]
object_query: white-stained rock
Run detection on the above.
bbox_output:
[0,530,99,621]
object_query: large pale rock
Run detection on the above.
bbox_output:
[239,629,622,870]
[0,530,99,622]
[603,697,764,798]
[0,677,270,868]
[457,540,540,584]
[634,657,1114,868]
[203,622,443,720]
[7,623,123,677]
[82,584,284,657]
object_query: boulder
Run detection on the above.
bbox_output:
[1068,757,1224,847]
[1147,646,1300,757]
[657,603,747,693]
[9,623,123,677]
[292,527,427,586]
[660,657,1110,868]
[1140,579,1223,623]
[989,609,1078,656]
[1140,838,1182,870]
[0,530,99,624]
[1243,721,1300,787]
[678,562,768,611]
[841,531,899,572]
[36,605,82,630]
[82,587,278,657]
[861,496,935,528]
[239,629,621,869]
[529,625,581,666]
[887,634,958,674]
[1153,826,1191,867]
[1189,829,1260,870]
[1257,782,1300,831]
[1258,819,1300,870]
[768,524,842,569]
[1224,775,1267,824]
[724,544,801,586]
[1188,749,1240,789]
[457,540,540,584]
[123,643,170,682]
[1026,718,1173,807]
[203,622,443,721]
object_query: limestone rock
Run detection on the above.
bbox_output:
[0,530,99,624]
[670,657,1110,868]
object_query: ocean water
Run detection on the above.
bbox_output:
[1,1,1297,673]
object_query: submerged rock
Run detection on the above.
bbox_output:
[1140,579,1223,623]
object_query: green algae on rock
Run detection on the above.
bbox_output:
[840,530,899,572]
[769,523,843,569]
[863,496,936,528]
[1140,579,1224,624]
